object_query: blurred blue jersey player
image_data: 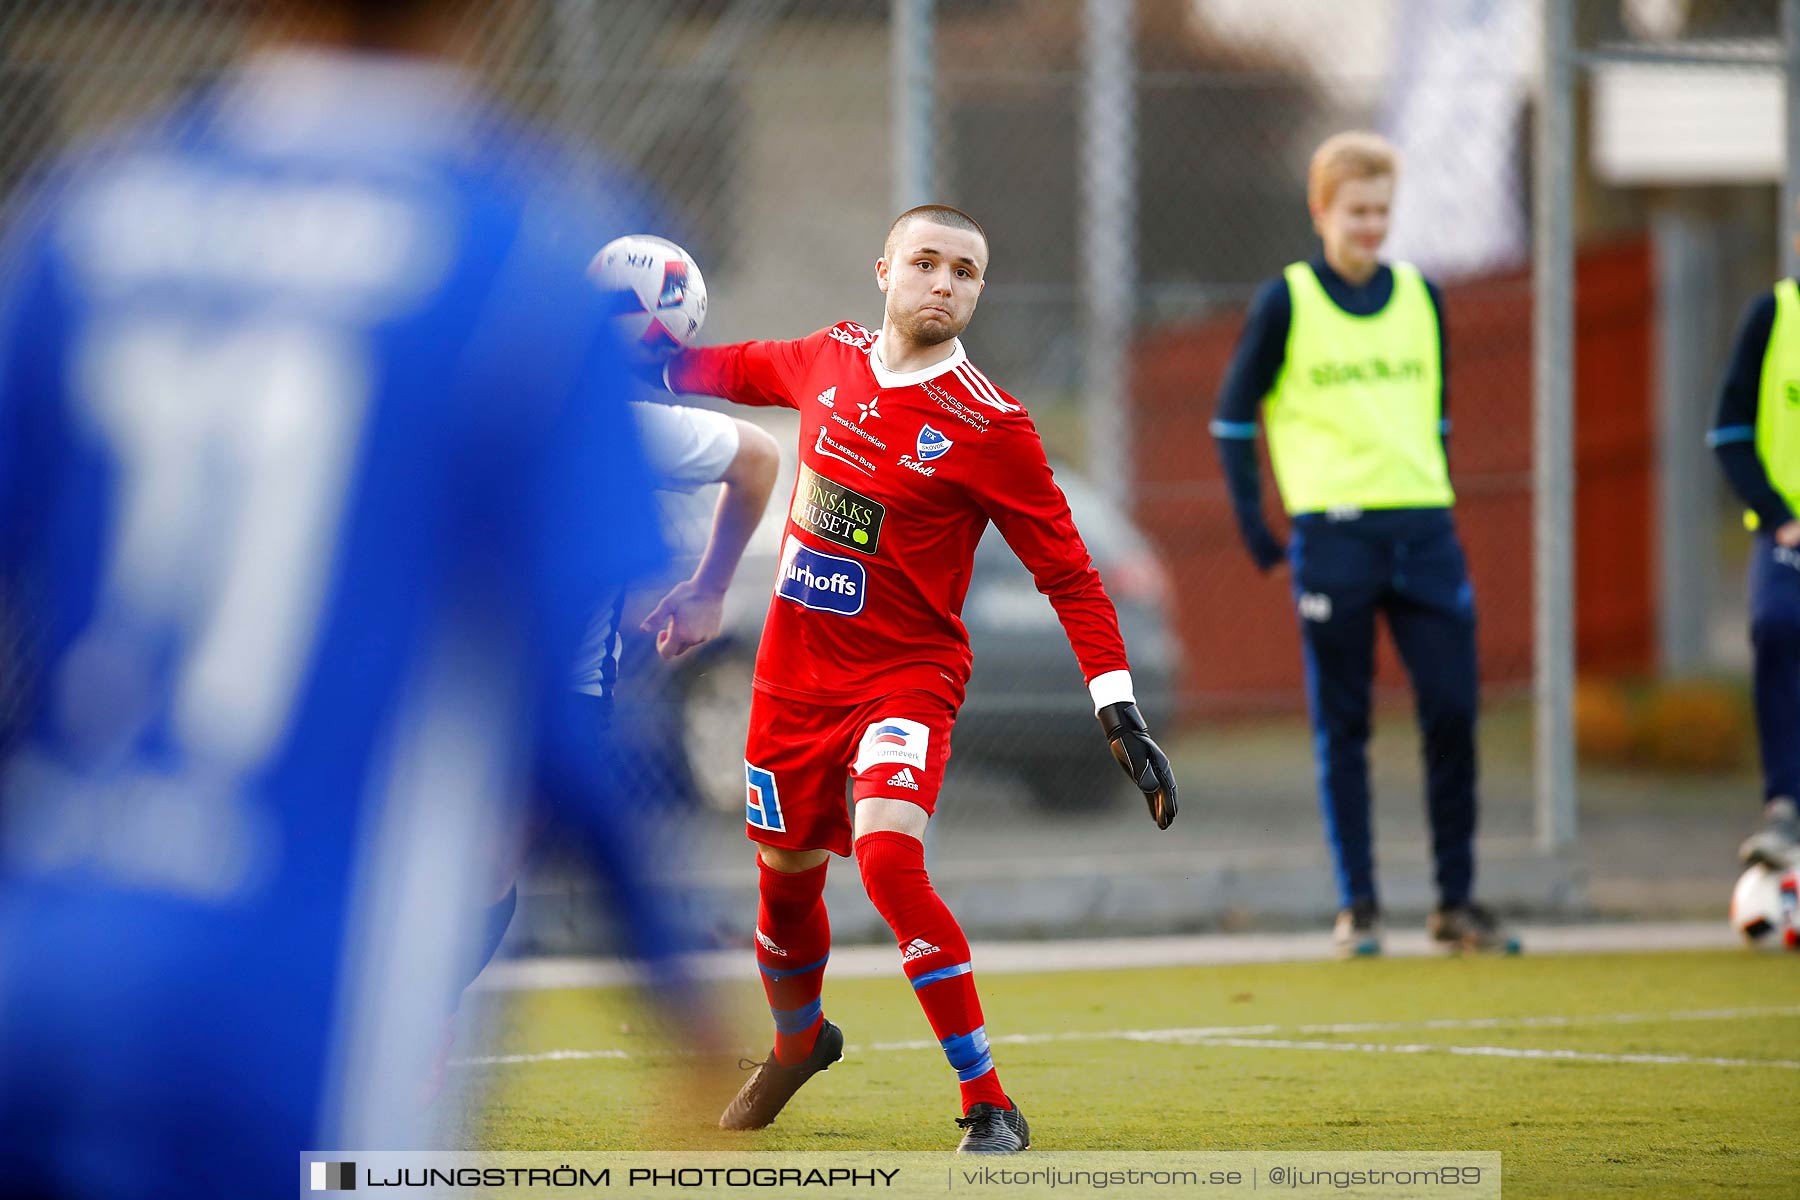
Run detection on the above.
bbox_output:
[0,1,676,1195]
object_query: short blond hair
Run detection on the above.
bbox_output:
[1307,131,1400,211]
[884,204,988,264]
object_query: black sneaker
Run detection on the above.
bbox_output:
[1332,899,1383,958]
[1740,797,1800,870]
[955,1097,1030,1154]
[1428,901,1521,955]
[718,1020,844,1131]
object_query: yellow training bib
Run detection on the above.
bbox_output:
[1263,261,1452,515]
[1749,278,1800,530]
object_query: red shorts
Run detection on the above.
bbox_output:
[741,688,956,856]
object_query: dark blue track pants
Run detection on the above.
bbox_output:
[1288,509,1479,910]
[1750,533,1800,801]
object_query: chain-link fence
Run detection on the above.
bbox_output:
[875,5,1553,876]
[1561,0,1789,686]
[12,1,1783,932]
[0,0,1547,806]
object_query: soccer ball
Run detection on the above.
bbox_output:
[588,234,708,357]
[1729,863,1800,950]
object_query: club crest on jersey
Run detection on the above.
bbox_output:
[853,715,930,773]
[916,424,953,462]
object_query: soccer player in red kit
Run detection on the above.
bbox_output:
[655,205,1178,1153]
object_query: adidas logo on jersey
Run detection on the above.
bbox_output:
[900,936,940,961]
[887,767,920,790]
[816,386,836,408]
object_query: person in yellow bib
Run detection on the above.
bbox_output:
[1211,131,1518,957]
[1709,266,1800,872]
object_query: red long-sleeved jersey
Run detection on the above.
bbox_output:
[668,320,1129,710]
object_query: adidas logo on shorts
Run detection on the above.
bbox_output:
[887,767,920,791]
[901,937,940,961]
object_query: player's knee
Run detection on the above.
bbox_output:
[853,829,927,910]
[1317,716,1372,755]
[853,795,929,841]
[1419,692,1477,740]
[758,845,830,874]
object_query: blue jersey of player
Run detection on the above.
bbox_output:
[0,48,666,1196]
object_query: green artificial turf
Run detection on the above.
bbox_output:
[457,950,1799,1198]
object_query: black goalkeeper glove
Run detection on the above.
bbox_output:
[1097,701,1178,830]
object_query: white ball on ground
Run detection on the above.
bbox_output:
[1730,863,1800,950]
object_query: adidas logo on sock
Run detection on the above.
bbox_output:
[755,928,788,957]
[816,386,837,408]
[887,767,920,790]
[901,937,940,961]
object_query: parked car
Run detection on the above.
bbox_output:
[610,436,1179,813]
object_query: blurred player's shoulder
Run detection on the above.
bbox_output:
[23,51,634,311]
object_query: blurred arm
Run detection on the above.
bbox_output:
[1211,277,1290,570]
[641,418,780,659]
[1709,292,1793,532]
[1426,278,1451,466]
[665,333,823,410]
[693,420,779,593]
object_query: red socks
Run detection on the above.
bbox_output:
[755,857,831,1066]
[855,831,1008,1113]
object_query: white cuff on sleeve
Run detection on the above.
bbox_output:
[1087,669,1135,714]
[660,362,676,393]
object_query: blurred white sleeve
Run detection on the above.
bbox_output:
[631,401,741,494]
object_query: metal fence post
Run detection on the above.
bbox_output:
[1534,0,1577,852]
[891,0,935,215]
[1652,206,1719,676]
[1082,0,1135,503]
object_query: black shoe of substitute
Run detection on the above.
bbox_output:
[955,1097,1031,1154]
[718,1020,844,1130]
[1428,901,1522,955]
[1333,899,1383,959]
[1740,797,1800,870]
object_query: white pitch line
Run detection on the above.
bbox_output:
[465,1048,632,1065]
[1182,1037,1800,1071]
[451,1004,1800,1067]
[1294,1003,1800,1036]
[856,1005,1800,1054]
